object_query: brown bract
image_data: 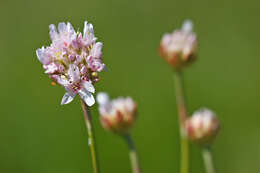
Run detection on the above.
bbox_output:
[159,41,197,69]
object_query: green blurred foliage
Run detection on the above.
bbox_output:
[0,0,259,172]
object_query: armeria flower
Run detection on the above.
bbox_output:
[97,92,137,134]
[36,21,106,106]
[185,108,220,145]
[159,20,197,69]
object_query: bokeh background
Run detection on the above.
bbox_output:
[0,0,259,172]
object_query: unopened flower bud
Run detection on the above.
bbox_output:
[159,20,197,69]
[97,92,137,134]
[186,108,220,146]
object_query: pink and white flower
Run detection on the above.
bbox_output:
[36,21,106,106]
[97,92,137,134]
[185,108,220,145]
[159,20,197,68]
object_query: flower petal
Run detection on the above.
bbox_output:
[68,64,80,83]
[83,21,94,37]
[161,33,172,46]
[36,47,51,65]
[67,22,75,34]
[53,75,70,86]
[61,92,75,105]
[96,92,110,106]
[82,81,95,93]
[58,22,67,33]
[49,24,58,41]
[44,62,58,74]
[83,21,96,45]
[182,20,193,33]
[79,90,95,106]
[90,42,103,58]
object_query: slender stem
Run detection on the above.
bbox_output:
[80,99,100,173]
[174,70,188,126]
[180,134,189,173]
[202,147,215,173]
[123,134,142,173]
[173,70,189,173]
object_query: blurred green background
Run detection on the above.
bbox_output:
[0,0,259,172]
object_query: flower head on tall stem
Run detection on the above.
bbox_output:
[36,21,106,106]
[186,108,220,146]
[97,92,137,134]
[97,92,141,173]
[159,20,197,69]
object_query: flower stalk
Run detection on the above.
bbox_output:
[80,99,100,173]
[173,70,189,173]
[123,134,142,173]
[97,93,141,173]
[202,147,215,173]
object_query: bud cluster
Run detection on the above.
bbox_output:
[185,108,220,145]
[97,93,137,134]
[159,20,197,69]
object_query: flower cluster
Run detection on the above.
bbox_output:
[159,20,197,69]
[97,93,137,134]
[36,21,106,106]
[186,108,220,145]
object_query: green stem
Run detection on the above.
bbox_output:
[180,135,189,173]
[80,99,100,173]
[202,147,215,173]
[123,134,142,173]
[173,70,189,173]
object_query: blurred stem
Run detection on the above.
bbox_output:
[173,70,189,173]
[123,134,142,173]
[80,99,100,173]
[202,147,215,173]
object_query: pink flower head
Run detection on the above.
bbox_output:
[185,108,220,145]
[159,20,197,69]
[36,21,106,106]
[97,92,137,134]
